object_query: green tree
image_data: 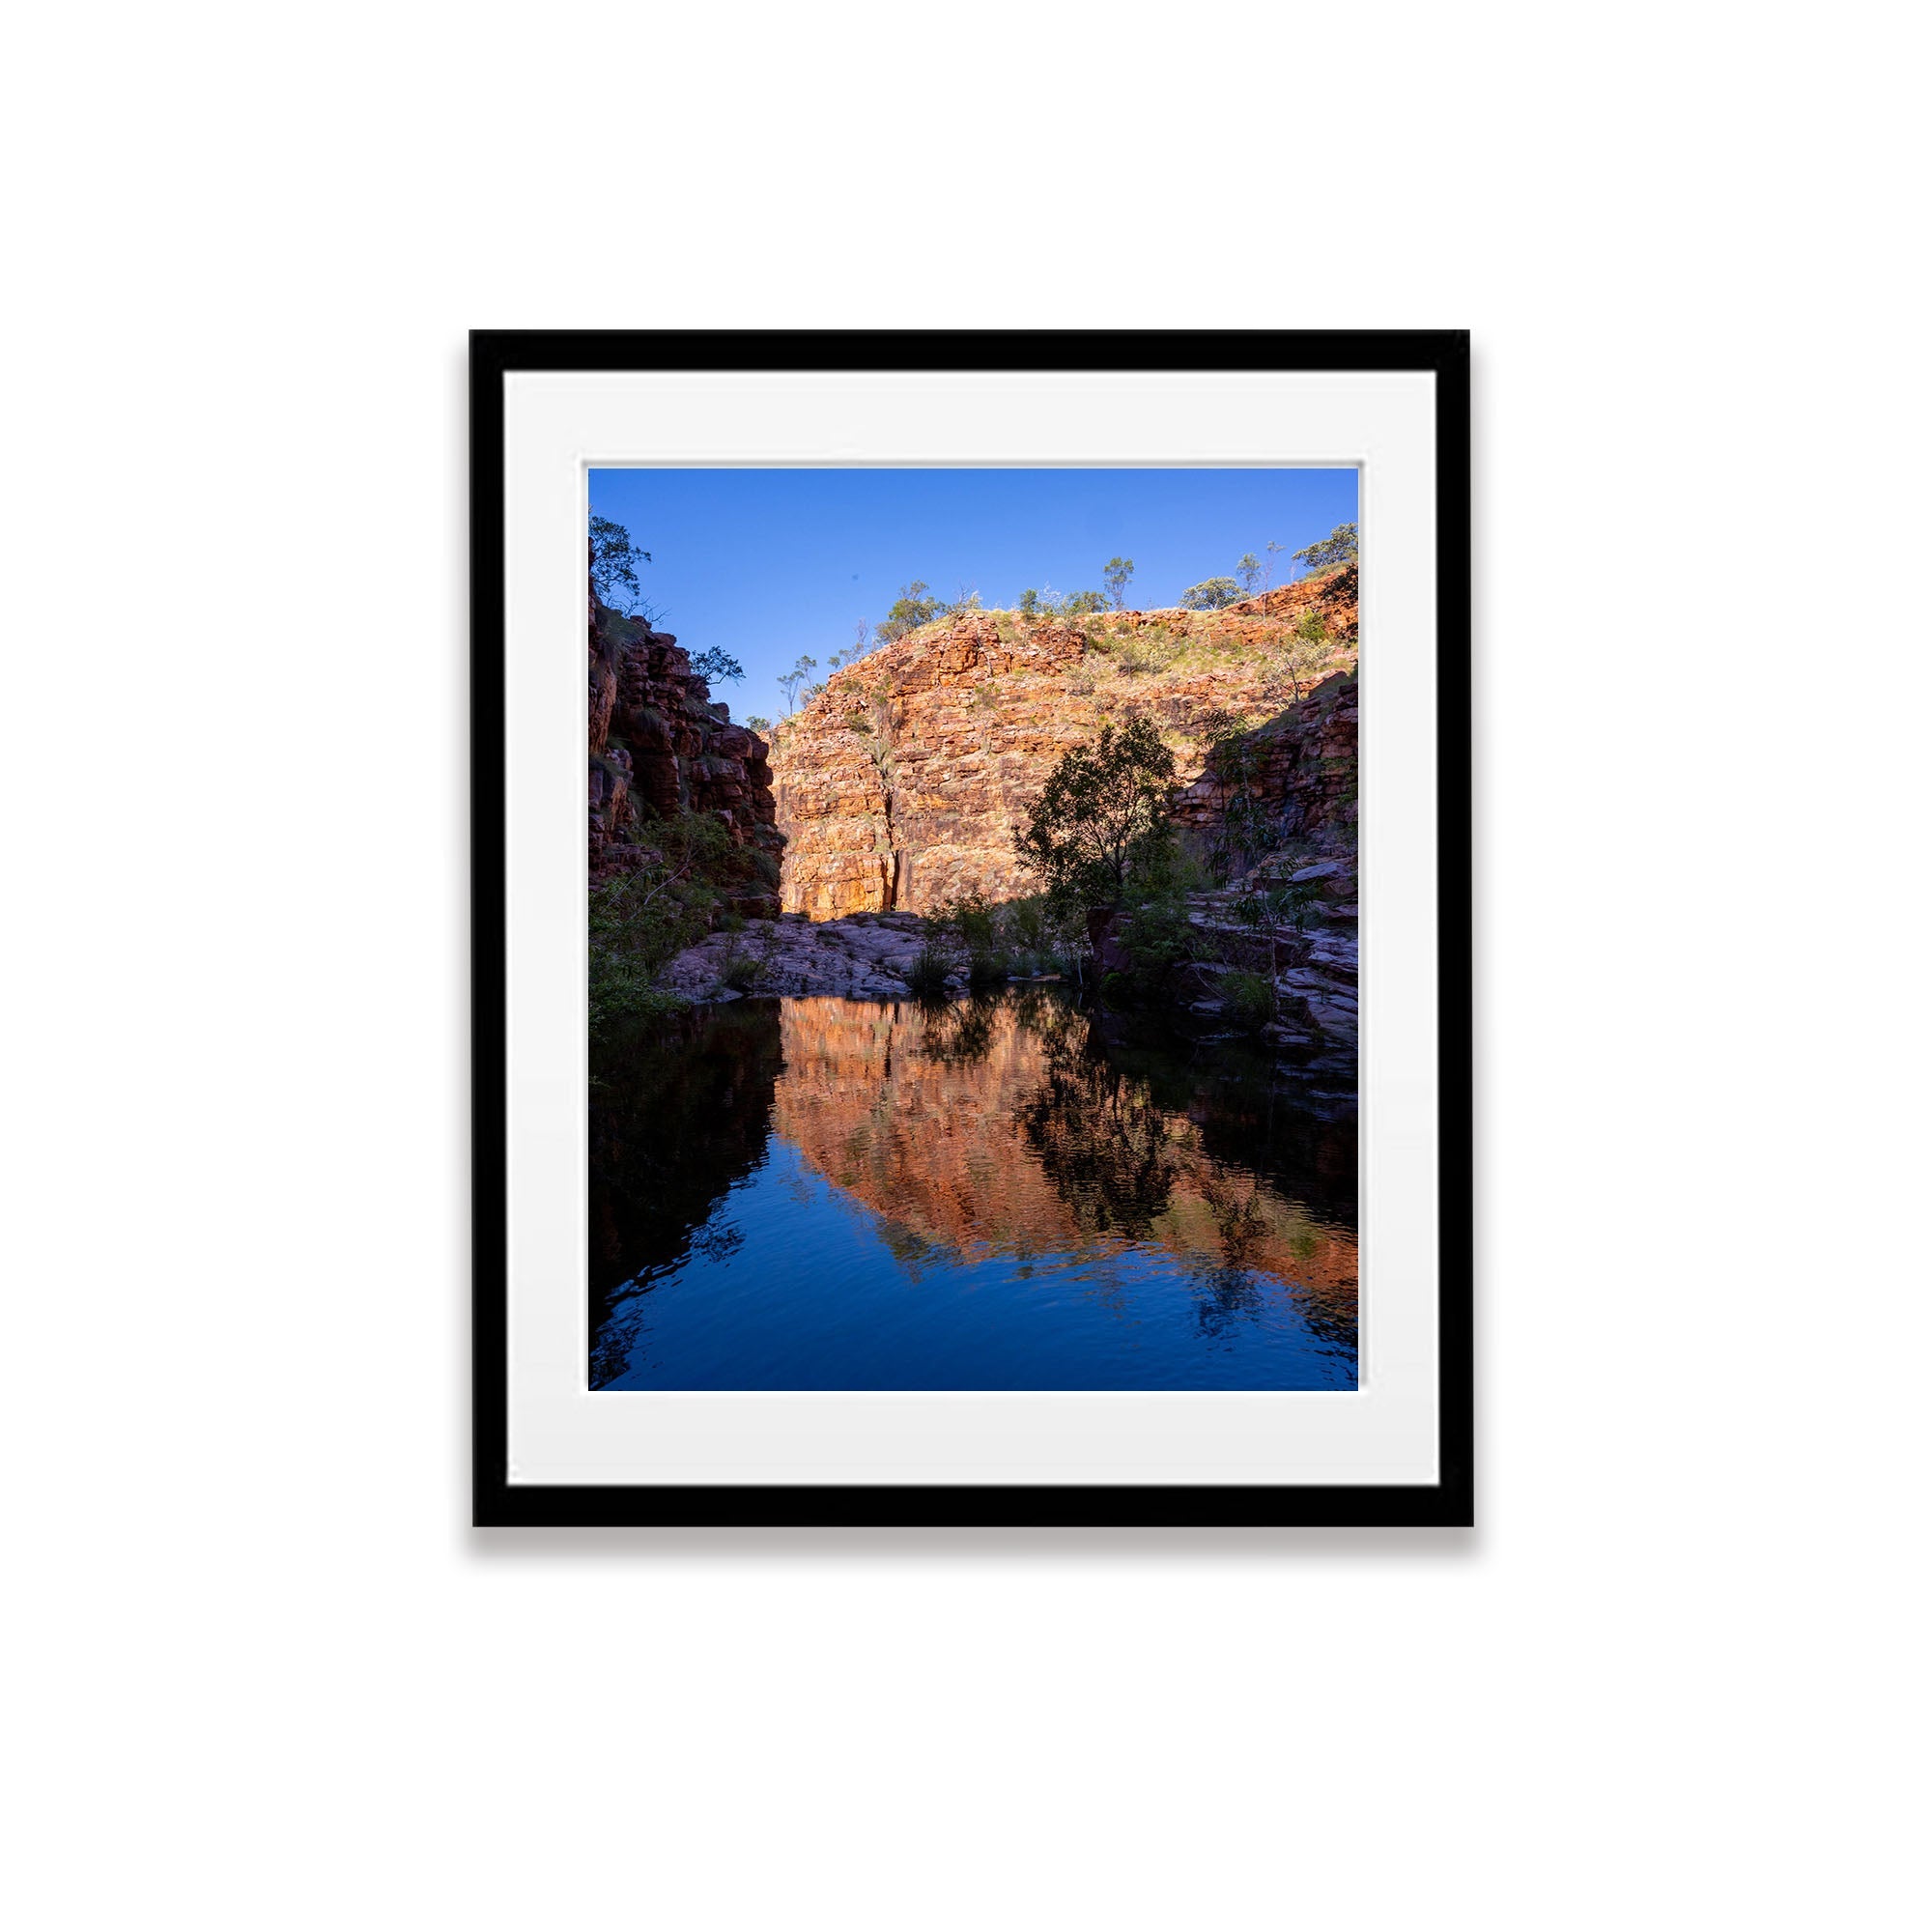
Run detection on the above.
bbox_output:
[1262,538,1286,605]
[829,619,878,672]
[1236,553,1263,598]
[1013,716,1179,911]
[689,647,743,684]
[586,814,732,1033]
[588,515,652,611]
[1103,556,1135,609]
[778,654,817,714]
[1060,589,1108,616]
[1180,577,1241,611]
[1016,588,1040,619]
[878,580,941,642]
[745,715,773,734]
[1291,523,1359,575]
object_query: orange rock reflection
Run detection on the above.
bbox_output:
[769,993,1356,1333]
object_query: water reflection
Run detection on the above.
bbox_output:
[590,989,1357,1391]
[588,1002,781,1388]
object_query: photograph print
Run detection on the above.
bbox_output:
[587,465,1362,1394]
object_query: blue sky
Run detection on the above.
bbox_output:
[588,468,1358,725]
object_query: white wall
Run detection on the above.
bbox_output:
[5,7,1922,1928]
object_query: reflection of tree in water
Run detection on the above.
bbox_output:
[873,1219,959,1278]
[690,1221,746,1264]
[1012,1014,1179,1242]
[588,1000,781,1386]
[602,986,1358,1384]
[1009,994,1359,1354]
[915,993,998,1066]
[1090,1010,1358,1237]
[1183,1179,1272,1340]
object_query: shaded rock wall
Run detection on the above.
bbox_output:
[1171,668,1359,866]
[588,587,783,902]
[771,567,1357,917]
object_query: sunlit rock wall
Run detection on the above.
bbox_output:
[770,568,1358,918]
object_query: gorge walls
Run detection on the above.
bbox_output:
[770,566,1358,917]
[587,592,784,911]
[1171,667,1359,865]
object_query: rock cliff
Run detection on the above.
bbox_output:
[770,567,1358,918]
[587,589,783,907]
[1172,665,1359,867]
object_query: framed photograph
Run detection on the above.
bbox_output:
[472,330,1470,1526]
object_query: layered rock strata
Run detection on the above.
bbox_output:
[1171,668,1359,865]
[770,567,1358,918]
[660,654,1360,1100]
[587,592,783,908]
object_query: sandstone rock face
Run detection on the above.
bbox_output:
[771,567,1358,918]
[588,589,783,906]
[1171,667,1359,868]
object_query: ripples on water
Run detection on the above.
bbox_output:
[590,988,1357,1391]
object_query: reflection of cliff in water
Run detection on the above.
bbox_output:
[769,990,1356,1348]
[589,1001,781,1385]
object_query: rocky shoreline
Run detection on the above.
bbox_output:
[596,557,1361,1112]
[657,910,966,1003]
[654,848,1359,1112]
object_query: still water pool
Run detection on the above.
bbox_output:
[590,988,1356,1391]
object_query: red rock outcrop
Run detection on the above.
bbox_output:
[588,586,783,904]
[770,567,1358,918]
[1172,667,1359,865]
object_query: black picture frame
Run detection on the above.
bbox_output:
[471,329,1471,1528]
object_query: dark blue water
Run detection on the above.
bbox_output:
[589,989,1356,1391]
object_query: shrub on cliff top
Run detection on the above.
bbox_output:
[689,647,743,685]
[1181,577,1242,611]
[1292,523,1358,576]
[589,514,652,612]
[778,654,817,714]
[876,580,943,644]
[1016,585,1105,620]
